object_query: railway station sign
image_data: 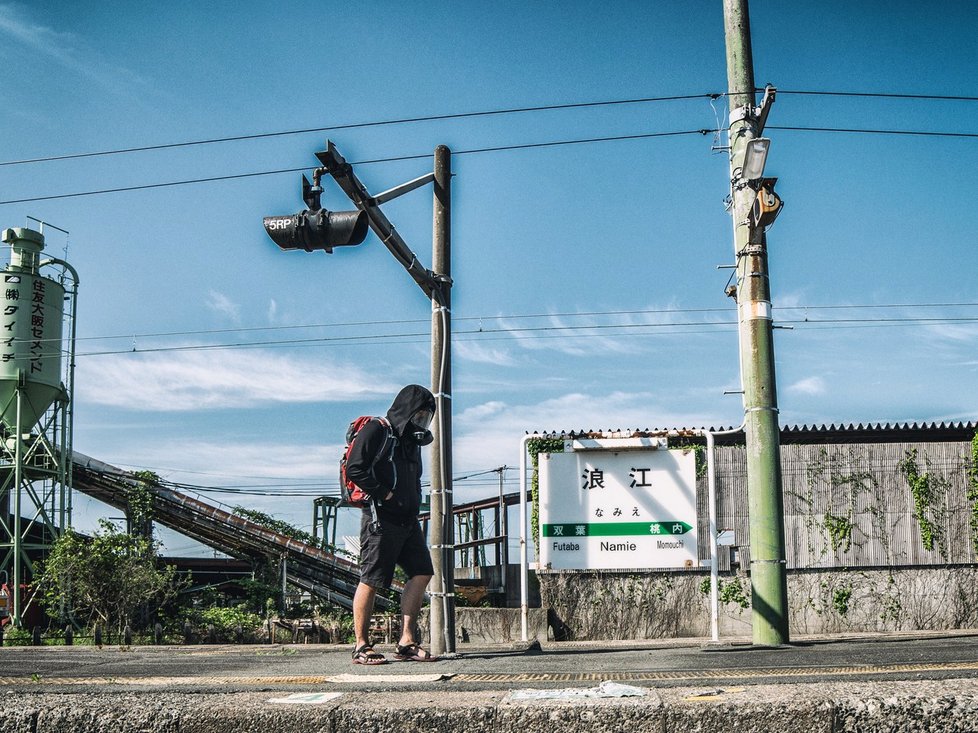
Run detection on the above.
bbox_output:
[537,438,697,570]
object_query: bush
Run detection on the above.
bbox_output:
[197,605,264,642]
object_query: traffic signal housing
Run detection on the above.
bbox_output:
[263,174,369,253]
[263,208,368,253]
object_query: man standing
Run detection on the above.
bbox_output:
[345,384,438,664]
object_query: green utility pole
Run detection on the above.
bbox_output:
[722,0,790,646]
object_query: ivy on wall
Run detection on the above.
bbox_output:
[668,437,707,479]
[698,575,751,610]
[968,433,978,556]
[823,512,854,553]
[899,448,949,559]
[798,446,879,561]
[526,436,565,557]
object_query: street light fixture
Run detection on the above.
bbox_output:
[742,137,771,181]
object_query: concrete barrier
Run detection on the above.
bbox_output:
[5,679,978,733]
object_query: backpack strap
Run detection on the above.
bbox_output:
[366,416,394,526]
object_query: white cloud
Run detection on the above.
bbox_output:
[453,340,518,366]
[0,3,153,97]
[452,390,716,479]
[923,323,978,344]
[114,438,342,482]
[206,290,241,324]
[75,348,398,411]
[787,376,827,396]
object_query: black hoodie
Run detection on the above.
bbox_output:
[344,385,436,522]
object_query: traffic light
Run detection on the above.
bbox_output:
[263,175,369,253]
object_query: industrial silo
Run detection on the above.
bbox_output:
[0,226,78,627]
[0,228,66,430]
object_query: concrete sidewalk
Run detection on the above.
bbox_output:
[1,632,977,732]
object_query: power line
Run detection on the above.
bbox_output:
[75,313,978,357]
[5,88,974,170]
[0,93,721,168]
[0,129,709,206]
[776,90,978,102]
[69,301,978,344]
[769,125,978,140]
[6,117,977,207]
[149,466,513,498]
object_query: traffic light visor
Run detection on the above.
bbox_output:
[263,214,305,250]
[324,209,369,247]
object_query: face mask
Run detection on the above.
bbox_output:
[411,409,434,431]
[407,408,434,445]
[411,429,434,446]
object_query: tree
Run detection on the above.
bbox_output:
[35,519,184,633]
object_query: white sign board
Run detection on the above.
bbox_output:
[538,443,697,570]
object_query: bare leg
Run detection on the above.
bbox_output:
[353,581,379,649]
[399,574,433,647]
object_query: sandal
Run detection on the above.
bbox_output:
[394,642,438,662]
[352,644,387,665]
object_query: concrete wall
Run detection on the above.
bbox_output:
[538,566,978,640]
[419,607,550,644]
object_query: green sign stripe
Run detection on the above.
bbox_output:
[542,521,692,537]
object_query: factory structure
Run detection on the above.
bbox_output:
[0,226,78,626]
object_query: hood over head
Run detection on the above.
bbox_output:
[386,384,436,443]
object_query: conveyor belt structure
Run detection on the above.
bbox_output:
[70,452,397,611]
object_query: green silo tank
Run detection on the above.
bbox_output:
[0,228,65,432]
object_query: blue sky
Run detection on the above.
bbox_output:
[1,1,976,552]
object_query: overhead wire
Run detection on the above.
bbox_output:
[62,301,978,344]
[0,92,723,168]
[774,90,978,102]
[73,311,978,357]
[138,465,516,498]
[0,129,711,206]
[5,119,977,206]
[768,125,978,139]
[3,88,975,170]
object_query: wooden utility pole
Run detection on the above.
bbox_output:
[722,0,789,646]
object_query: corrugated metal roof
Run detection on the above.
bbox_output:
[527,421,978,444]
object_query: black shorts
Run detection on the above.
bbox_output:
[359,513,435,589]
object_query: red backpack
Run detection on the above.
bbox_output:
[339,416,395,507]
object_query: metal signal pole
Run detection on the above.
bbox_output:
[723,0,789,646]
[429,145,455,656]
[312,142,456,654]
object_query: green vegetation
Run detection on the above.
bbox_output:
[526,436,565,556]
[699,575,750,609]
[669,438,708,479]
[899,449,947,556]
[823,512,854,553]
[968,433,978,555]
[198,606,264,640]
[832,582,853,616]
[232,506,318,546]
[34,519,184,634]
[128,473,157,528]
